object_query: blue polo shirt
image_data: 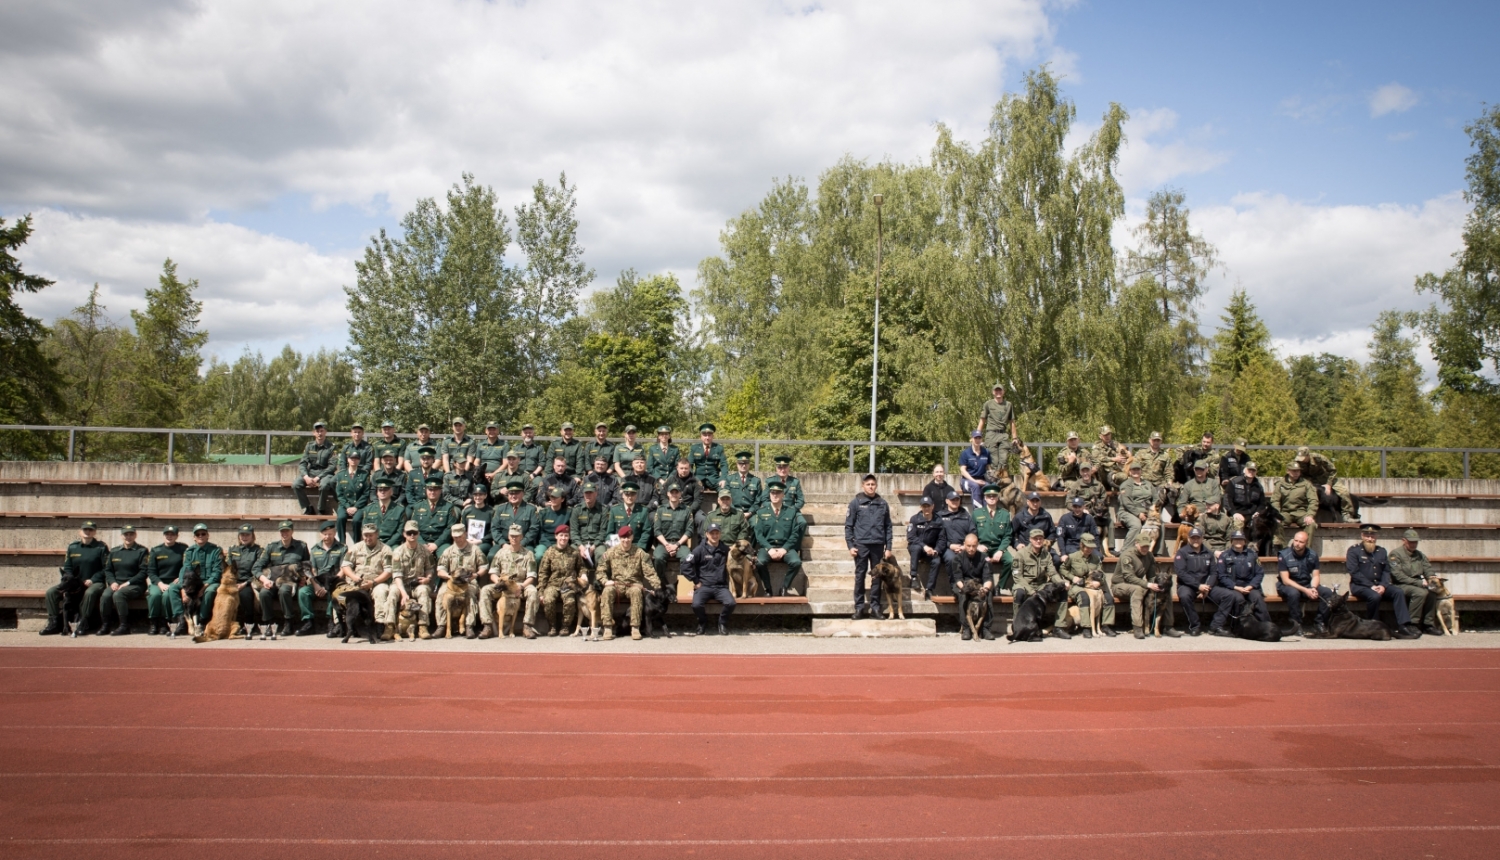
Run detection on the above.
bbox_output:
[958,446,991,482]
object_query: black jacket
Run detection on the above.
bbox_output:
[844,493,893,550]
[950,549,989,587]
[1224,475,1266,518]
[906,512,943,552]
[1173,544,1215,589]
[1346,544,1391,589]
[938,507,975,550]
[1011,507,1055,547]
[1214,548,1263,590]
[684,539,730,589]
[1055,511,1099,555]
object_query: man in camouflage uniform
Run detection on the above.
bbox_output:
[1272,461,1318,550]
[482,523,539,638]
[340,523,393,634]
[1117,462,1156,553]
[389,520,435,639]
[1059,533,1115,637]
[652,485,695,594]
[1092,425,1131,491]
[437,522,490,637]
[646,426,680,482]
[1054,431,1091,485]
[598,526,661,640]
[1295,446,1356,522]
[1135,432,1173,489]
[293,420,338,515]
[538,524,588,636]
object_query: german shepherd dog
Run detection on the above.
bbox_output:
[1143,569,1175,636]
[395,599,422,640]
[1231,595,1282,642]
[173,568,206,639]
[439,572,473,639]
[1322,588,1392,641]
[873,559,906,620]
[643,585,673,637]
[338,586,379,644]
[957,581,988,639]
[572,585,601,639]
[1249,506,1282,558]
[728,539,760,598]
[1012,439,1052,493]
[1429,576,1459,635]
[193,570,243,643]
[1007,581,1069,643]
[493,574,524,638]
[1066,571,1108,636]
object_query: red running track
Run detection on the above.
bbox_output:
[1,646,1498,859]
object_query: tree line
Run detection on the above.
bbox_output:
[2,69,1497,475]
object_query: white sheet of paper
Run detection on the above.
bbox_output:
[468,520,487,543]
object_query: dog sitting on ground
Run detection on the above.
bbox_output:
[644,585,672,637]
[1321,588,1392,641]
[174,568,206,639]
[193,570,243,643]
[1066,572,1108,637]
[1230,595,1282,642]
[439,573,472,639]
[1007,581,1069,643]
[1172,504,1200,555]
[873,559,906,620]
[957,582,987,640]
[1429,576,1459,635]
[1143,568,1174,637]
[492,575,524,638]
[337,586,379,644]
[395,599,421,641]
[727,539,760,598]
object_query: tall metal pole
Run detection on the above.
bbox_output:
[869,194,884,474]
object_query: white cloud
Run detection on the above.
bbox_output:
[1114,107,1229,193]
[1369,82,1419,117]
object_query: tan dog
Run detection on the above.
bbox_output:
[873,559,906,620]
[193,570,244,643]
[395,599,421,641]
[728,539,761,598]
[572,587,600,638]
[1066,574,1107,636]
[439,575,471,639]
[1012,440,1052,493]
[1429,576,1459,635]
[1173,504,1200,555]
[493,576,523,638]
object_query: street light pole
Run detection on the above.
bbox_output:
[869,193,884,475]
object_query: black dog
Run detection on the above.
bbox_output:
[1321,588,1392,641]
[1230,596,1282,642]
[643,586,673,637]
[1154,484,1181,525]
[1143,570,1175,636]
[1007,581,1070,643]
[172,569,206,639]
[1249,507,1282,558]
[340,588,379,644]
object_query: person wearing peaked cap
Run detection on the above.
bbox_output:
[703,487,750,549]
[1345,523,1417,637]
[1223,458,1266,525]
[249,518,311,638]
[340,519,399,639]
[906,492,945,600]
[1058,531,1114,637]
[647,426,681,483]
[490,478,542,559]
[216,521,261,636]
[596,520,661,640]
[652,478,695,594]
[1055,493,1100,561]
[361,473,409,549]
[583,424,616,480]
[958,430,992,504]
[399,423,435,473]
[1172,522,1216,635]
[845,474,894,618]
[460,483,496,556]
[612,425,643,479]
[293,420,339,516]
[1389,527,1443,635]
[1275,529,1332,637]
[933,490,974,600]
[690,424,728,491]
[755,479,807,598]
[1206,528,1266,637]
[1116,460,1154,553]
[404,444,445,504]
[180,523,229,634]
[335,446,373,546]
[971,482,1015,603]
[569,477,612,568]
[1182,454,1222,513]
[606,481,653,567]
[412,471,460,557]
[726,451,765,516]
[42,520,111,637]
[144,523,187,636]
[1271,458,1318,552]
[79,525,149,638]
[767,453,805,514]
[303,520,347,636]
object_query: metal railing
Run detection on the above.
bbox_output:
[2,424,1500,479]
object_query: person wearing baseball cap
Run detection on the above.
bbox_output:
[611,425,643,478]
[1010,490,1054,563]
[1173,525,1215,636]
[1011,526,1073,639]
[647,426,680,482]
[371,421,403,470]
[1058,533,1114,638]
[685,518,736,636]
[293,421,339,516]
[400,423,435,472]
[219,523,262,637]
[1055,431,1086,485]
[1344,524,1416,637]
[40,520,110,637]
[1389,528,1443,635]
[340,421,373,473]
[703,487,749,553]
[1055,494,1100,564]
[1223,459,1265,523]
[934,490,973,600]
[435,519,490,638]
[906,494,945,601]
[251,520,311,639]
[976,383,1017,473]
[442,418,476,475]
[1114,525,1179,639]
[509,423,546,478]
[1271,459,1318,552]
[1117,460,1155,553]
[481,522,538,639]
[597,523,662,640]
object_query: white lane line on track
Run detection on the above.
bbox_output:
[5,764,1496,782]
[2,721,1496,737]
[8,825,1500,846]
[7,689,1500,702]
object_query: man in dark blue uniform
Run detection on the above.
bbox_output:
[1277,529,1332,637]
[685,521,735,636]
[1172,527,1214,636]
[1346,523,1419,639]
[1208,531,1268,637]
[906,496,943,601]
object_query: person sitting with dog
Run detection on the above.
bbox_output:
[1114,530,1179,638]
[935,490,974,599]
[685,520,736,636]
[846,474,894,619]
[41,521,109,637]
[1347,524,1419,639]
[1173,527,1215,636]
[906,496,943,599]
[182,524,227,636]
[1011,528,1068,639]
[569,482,612,568]
[1208,531,1269,637]
[1277,530,1332,637]
[1060,533,1114,637]
[973,484,1014,593]
[253,521,310,639]
[754,482,806,597]
[339,523,394,635]
[221,525,263,636]
[482,523,539,638]
[1182,461,1222,511]
[388,520,435,640]
[951,534,995,641]
[958,432,991,505]
[438,522,491,638]
[1389,529,1443,636]
[537,524,587,637]
[598,526,662,641]
[307,521,345,637]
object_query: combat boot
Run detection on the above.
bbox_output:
[546,626,559,637]
[294,620,314,636]
[95,624,111,637]
[718,621,728,636]
[603,628,615,641]
[1133,628,1146,640]
[523,624,537,639]
[465,624,478,640]
[479,623,496,639]
[630,627,642,640]
[38,620,62,636]
[696,622,707,636]
[109,624,130,636]
[381,623,395,641]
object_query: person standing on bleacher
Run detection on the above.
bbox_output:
[40,521,108,636]
[293,421,338,516]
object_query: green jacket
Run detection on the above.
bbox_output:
[370,435,404,466]
[440,434,477,469]
[402,438,437,468]
[569,501,612,546]
[646,443,680,481]
[549,437,585,474]
[1388,545,1433,587]
[475,439,509,472]
[1011,544,1060,592]
[612,443,645,473]
[654,502,695,544]
[490,501,543,549]
[1118,479,1155,517]
[1059,550,1105,587]
[309,541,347,582]
[223,542,262,580]
[704,507,750,545]
[510,440,548,475]
[360,499,408,548]
[608,503,654,547]
[1115,547,1158,587]
[1181,477,1222,510]
[297,440,338,480]
[254,539,311,576]
[105,544,149,589]
[146,542,186,586]
[181,542,225,587]
[751,504,805,550]
[972,506,1012,555]
[405,467,446,503]
[771,474,806,513]
[412,499,459,553]
[339,438,374,473]
[1273,477,1317,521]
[62,538,110,585]
[583,439,616,475]
[335,468,371,511]
[537,503,572,551]
[460,504,495,551]
[1200,509,1234,552]
[725,472,764,514]
[1134,446,1173,487]
[690,441,728,487]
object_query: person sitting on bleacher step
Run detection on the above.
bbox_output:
[145,526,185,635]
[292,421,338,516]
[1346,523,1419,639]
[40,521,108,636]
[253,521,310,638]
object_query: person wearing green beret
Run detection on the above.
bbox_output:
[292,421,339,515]
[405,445,446,503]
[646,426,680,482]
[360,478,409,548]
[220,524,262,633]
[145,526,187,634]
[370,421,404,471]
[548,422,585,476]
[400,423,436,472]
[304,521,346,636]
[252,521,311,637]
[41,521,109,636]
[339,422,374,473]
[182,524,230,632]
[725,451,764,515]
[767,455,804,514]
[95,527,149,637]
[689,423,728,491]
[612,425,644,478]
[335,449,371,545]
[412,476,459,556]
[753,481,806,596]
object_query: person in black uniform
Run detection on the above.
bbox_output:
[1224,461,1266,520]
[906,497,943,600]
[951,534,995,641]
[1055,497,1100,558]
[221,524,263,635]
[1172,527,1215,636]
[1208,530,1268,637]
[98,526,149,637]
[253,521,311,637]
[1277,530,1332,637]
[41,521,109,635]
[684,521,735,635]
[1346,523,1419,639]
[936,491,974,597]
[1011,492,1055,548]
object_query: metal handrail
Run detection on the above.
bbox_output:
[2,424,1498,479]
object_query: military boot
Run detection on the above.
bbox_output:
[523,624,537,639]
[630,627,642,640]
[39,620,63,636]
[381,623,396,641]
[479,623,496,639]
[294,620,314,636]
[109,624,130,636]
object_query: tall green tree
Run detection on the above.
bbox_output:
[1176,290,1302,444]
[0,215,65,437]
[581,270,703,429]
[1121,188,1218,388]
[514,173,594,396]
[1287,353,1357,440]
[197,346,356,435]
[44,285,133,459]
[125,259,207,428]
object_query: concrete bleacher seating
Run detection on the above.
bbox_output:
[3,462,1499,630]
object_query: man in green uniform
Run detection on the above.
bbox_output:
[361,478,408,548]
[613,425,644,478]
[339,422,373,472]
[1181,461,1223,511]
[438,522,492,637]
[1117,462,1155,553]
[512,423,548,478]
[976,383,1018,477]
[608,482,653,560]
[293,420,338,515]
[253,521,310,637]
[972,484,1014,591]
[483,523,538,638]
[400,423,436,472]
[1092,425,1131,491]
[703,489,750,545]
[1011,528,1069,638]
[535,487,573,563]
[647,426,680,482]
[487,449,532,504]
[1272,461,1318,550]
[689,423,728,491]
[370,421,404,469]
[1113,529,1180,639]
[549,422,585,476]
[476,422,509,488]
[1389,528,1441,635]
[461,484,496,556]
[183,524,228,631]
[1295,446,1356,522]
[413,477,459,556]
[491,480,542,556]
[584,423,616,477]
[726,452,764,514]
[440,418,477,474]
[569,482,612,568]
[41,521,109,636]
[1059,533,1115,637]
[96,527,148,637]
[335,449,371,545]
[1054,432,1091,485]
[537,525,588,637]
[653,485,695,594]
[145,525,186,634]
[753,482,806,596]
[221,524,262,634]
[305,521,344,636]
[767,455,804,514]
[405,446,445,503]
[598,526,661,640]
[371,452,407,508]
[1135,432,1173,489]
[389,520,435,639]
[1200,502,1234,557]
[1063,463,1111,557]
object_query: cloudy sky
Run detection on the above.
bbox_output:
[3,0,1496,369]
